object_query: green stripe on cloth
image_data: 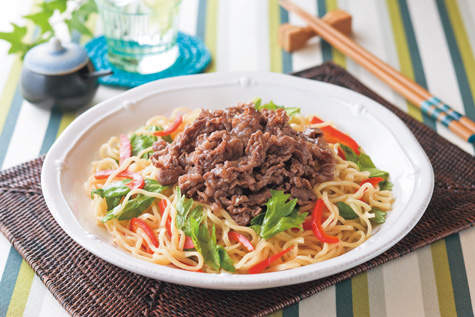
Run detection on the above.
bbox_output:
[386,0,423,122]
[445,234,474,316]
[336,278,353,316]
[0,248,23,316]
[352,272,370,317]
[204,0,217,73]
[56,111,77,138]
[6,260,35,317]
[326,0,346,68]
[269,0,282,73]
[431,240,457,316]
[436,0,475,152]
[397,0,436,130]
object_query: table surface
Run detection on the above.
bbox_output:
[1,0,474,316]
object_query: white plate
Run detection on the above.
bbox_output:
[41,72,434,290]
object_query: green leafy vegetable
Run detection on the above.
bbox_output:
[102,179,166,222]
[337,202,359,220]
[190,218,235,272]
[251,190,307,239]
[340,146,393,191]
[252,98,301,117]
[217,245,235,272]
[369,208,387,224]
[91,179,131,210]
[175,187,205,237]
[130,126,172,159]
[340,144,358,163]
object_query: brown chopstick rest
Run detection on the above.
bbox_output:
[278,9,352,52]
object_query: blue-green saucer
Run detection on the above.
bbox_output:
[85,32,211,88]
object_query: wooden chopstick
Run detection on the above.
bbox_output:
[279,0,475,143]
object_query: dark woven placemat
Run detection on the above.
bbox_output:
[1,62,474,317]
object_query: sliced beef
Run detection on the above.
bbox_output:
[151,103,336,225]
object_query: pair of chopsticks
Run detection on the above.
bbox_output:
[279,0,475,144]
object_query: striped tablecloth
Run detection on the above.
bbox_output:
[1,0,474,316]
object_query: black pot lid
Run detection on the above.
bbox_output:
[24,37,89,76]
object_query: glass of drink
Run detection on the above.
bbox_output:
[95,0,182,74]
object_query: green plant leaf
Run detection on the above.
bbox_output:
[66,16,93,37]
[23,11,54,34]
[337,201,359,220]
[0,23,28,54]
[252,190,307,239]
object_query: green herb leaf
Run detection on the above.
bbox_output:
[175,187,205,237]
[340,144,359,163]
[217,245,236,272]
[252,190,307,239]
[340,149,393,191]
[91,179,131,210]
[253,98,301,117]
[102,179,167,222]
[190,218,235,272]
[379,180,393,191]
[337,201,359,220]
[130,126,172,159]
[369,208,387,223]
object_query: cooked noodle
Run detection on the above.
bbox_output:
[85,108,393,274]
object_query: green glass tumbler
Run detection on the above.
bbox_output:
[95,0,182,74]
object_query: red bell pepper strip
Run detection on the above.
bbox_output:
[119,134,131,165]
[228,232,255,252]
[153,115,183,137]
[311,199,339,244]
[358,177,385,201]
[249,246,295,274]
[337,146,346,160]
[130,218,159,254]
[360,177,385,188]
[310,116,360,155]
[158,199,168,214]
[94,170,144,191]
[159,200,172,237]
[184,236,195,249]
[159,199,196,249]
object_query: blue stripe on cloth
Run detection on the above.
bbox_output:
[0,87,23,168]
[397,0,437,130]
[39,104,63,155]
[445,234,474,316]
[196,0,207,41]
[435,0,475,152]
[316,0,332,62]
[279,5,293,73]
[336,278,353,317]
[0,248,23,317]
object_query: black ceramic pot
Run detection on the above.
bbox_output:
[20,38,112,111]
